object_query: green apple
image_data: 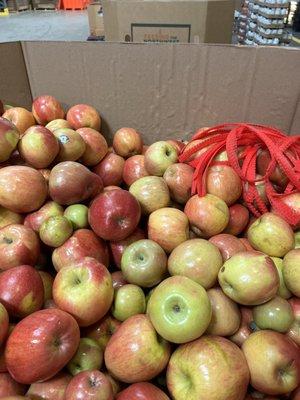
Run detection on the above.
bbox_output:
[112,284,146,322]
[121,239,167,287]
[64,204,89,230]
[283,249,300,297]
[147,276,212,343]
[144,141,178,176]
[67,337,103,376]
[253,296,294,333]
[168,238,223,289]
[247,212,294,257]
[218,252,279,305]
[294,231,300,248]
[39,215,73,247]
[271,257,292,299]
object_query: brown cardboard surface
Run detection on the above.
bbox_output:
[102,0,235,44]
[0,42,32,109]
[88,3,105,37]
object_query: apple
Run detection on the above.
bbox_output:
[295,231,300,248]
[0,117,20,163]
[224,203,250,235]
[248,213,294,257]
[53,128,86,162]
[24,201,64,233]
[5,308,80,384]
[0,373,27,397]
[38,168,51,183]
[93,153,125,186]
[111,271,127,289]
[76,127,108,166]
[104,373,121,397]
[206,165,242,205]
[2,107,35,135]
[123,155,149,186]
[209,233,247,261]
[257,149,288,188]
[184,194,229,238]
[0,265,44,318]
[142,145,149,154]
[253,296,294,333]
[66,104,101,131]
[38,271,54,302]
[292,387,300,400]
[206,287,241,336]
[117,382,170,400]
[84,314,121,350]
[163,163,194,204]
[113,127,143,158]
[32,95,65,125]
[166,139,185,154]
[0,166,47,213]
[167,335,249,400]
[148,207,189,253]
[148,276,212,343]
[0,207,23,229]
[67,337,103,376]
[218,252,279,305]
[230,307,255,347]
[287,297,300,346]
[167,238,222,288]
[0,303,9,346]
[103,185,122,192]
[53,257,113,327]
[121,239,167,287]
[46,119,71,132]
[112,284,146,321]
[52,229,109,271]
[0,343,7,372]
[283,249,300,297]
[144,141,178,176]
[271,193,300,229]
[0,397,28,400]
[104,314,171,383]
[18,126,59,168]
[239,237,255,251]
[271,257,292,299]
[242,330,300,395]
[109,227,146,269]
[49,161,102,205]
[89,189,141,241]
[65,370,113,400]
[0,224,40,271]
[129,176,170,214]
[27,372,72,400]
[64,204,89,230]
[39,215,73,247]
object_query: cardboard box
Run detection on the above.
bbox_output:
[102,0,236,44]
[88,2,105,37]
[0,42,299,142]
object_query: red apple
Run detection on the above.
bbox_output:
[84,314,121,350]
[109,227,146,268]
[52,229,109,271]
[5,308,80,384]
[0,397,28,399]
[65,370,113,400]
[46,119,71,132]
[38,168,51,183]
[0,224,40,271]
[0,344,7,372]
[0,207,23,229]
[257,149,288,188]
[89,189,141,241]
[103,185,122,192]
[66,104,101,131]
[18,125,59,168]
[77,127,108,166]
[27,372,72,400]
[0,117,20,163]
[104,314,171,383]
[38,271,54,303]
[2,107,35,135]
[163,163,194,204]
[287,297,300,346]
[122,155,149,186]
[113,127,143,158]
[239,238,255,251]
[209,233,247,261]
[166,139,185,154]
[0,265,44,318]
[292,386,300,400]
[49,161,103,205]
[53,257,113,327]
[24,201,64,232]
[111,271,128,289]
[274,192,300,229]
[184,194,229,238]
[224,204,250,235]
[32,95,64,125]
[93,153,125,186]
[0,166,47,213]
[229,307,255,347]
[206,165,242,205]
[0,303,9,346]
[0,373,27,397]
[117,382,170,400]
[53,128,86,162]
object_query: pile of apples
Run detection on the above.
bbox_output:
[0,95,299,400]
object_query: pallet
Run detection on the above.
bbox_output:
[9,5,30,11]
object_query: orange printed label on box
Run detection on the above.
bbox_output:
[131,23,191,43]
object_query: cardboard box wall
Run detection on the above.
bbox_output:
[0,41,299,143]
[88,3,105,37]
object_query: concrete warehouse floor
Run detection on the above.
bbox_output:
[0,10,89,42]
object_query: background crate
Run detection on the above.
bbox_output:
[7,0,30,11]
[31,0,58,9]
